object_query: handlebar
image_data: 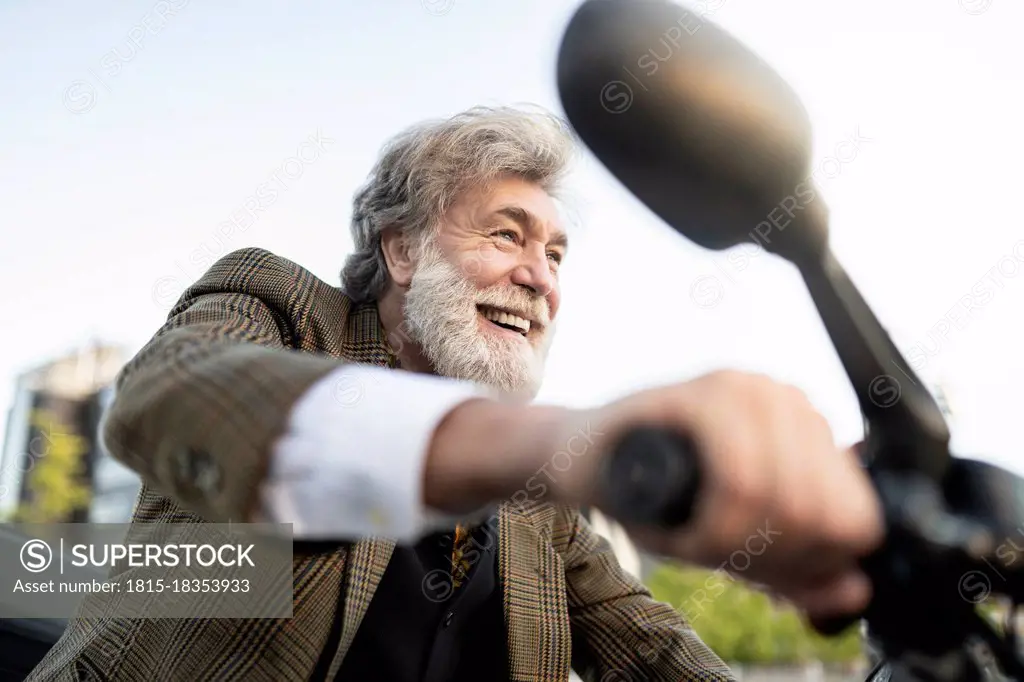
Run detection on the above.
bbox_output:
[604,426,703,527]
[605,426,1024,681]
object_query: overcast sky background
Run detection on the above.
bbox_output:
[1,0,1023,474]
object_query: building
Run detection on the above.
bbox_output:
[87,384,143,522]
[0,343,137,523]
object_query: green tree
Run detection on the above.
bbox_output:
[9,408,93,523]
[645,563,864,665]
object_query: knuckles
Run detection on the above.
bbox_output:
[703,370,809,409]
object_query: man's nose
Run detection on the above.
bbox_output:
[510,246,556,298]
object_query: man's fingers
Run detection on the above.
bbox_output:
[781,569,873,620]
[830,445,885,555]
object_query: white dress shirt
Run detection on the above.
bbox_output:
[261,364,494,542]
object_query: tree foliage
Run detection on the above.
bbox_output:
[9,408,93,523]
[645,563,865,665]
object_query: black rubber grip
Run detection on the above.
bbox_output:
[603,426,703,527]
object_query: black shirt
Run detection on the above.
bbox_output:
[335,515,509,681]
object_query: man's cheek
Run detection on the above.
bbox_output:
[460,255,484,279]
[548,290,561,321]
[459,243,498,279]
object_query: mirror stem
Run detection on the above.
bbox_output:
[795,243,951,479]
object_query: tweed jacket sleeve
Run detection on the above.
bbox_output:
[101,248,347,525]
[560,508,736,681]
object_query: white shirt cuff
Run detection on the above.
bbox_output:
[261,364,495,542]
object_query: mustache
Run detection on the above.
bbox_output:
[410,245,553,328]
[475,285,551,327]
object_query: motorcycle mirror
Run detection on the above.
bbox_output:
[556,0,828,263]
[557,0,952,478]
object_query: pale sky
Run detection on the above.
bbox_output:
[1,0,1023,474]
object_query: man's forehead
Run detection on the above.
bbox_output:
[449,180,572,244]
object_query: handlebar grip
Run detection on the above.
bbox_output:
[603,426,703,527]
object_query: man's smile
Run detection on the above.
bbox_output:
[477,305,533,339]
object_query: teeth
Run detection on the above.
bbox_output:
[481,307,531,333]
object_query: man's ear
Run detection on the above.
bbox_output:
[380,226,416,288]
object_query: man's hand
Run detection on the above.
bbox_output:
[425,370,884,620]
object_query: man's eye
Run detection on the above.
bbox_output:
[495,230,518,242]
[547,252,563,264]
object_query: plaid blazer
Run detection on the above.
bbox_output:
[28,247,734,682]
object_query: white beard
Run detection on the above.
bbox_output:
[403,241,554,400]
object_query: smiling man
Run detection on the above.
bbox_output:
[30,105,882,682]
[380,177,562,399]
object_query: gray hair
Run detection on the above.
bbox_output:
[341,105,578,303]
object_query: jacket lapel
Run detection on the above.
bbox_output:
[323,299,402,679]
[500,502,573,681]
[325,538,397,679]
[338,300,402,368]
